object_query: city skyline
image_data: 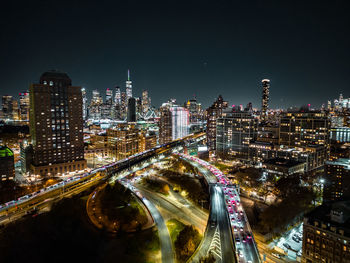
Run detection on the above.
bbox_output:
[1,1,350,108]
[1,1,350,263]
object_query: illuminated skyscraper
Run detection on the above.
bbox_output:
[102,88,113,119]
[159,102,189,144]
[106,88,113,105]
[206,95,228,152]
[89,90,103,119]
[261,79,270,122]
[81,87,87,120]
[114,86,121,105]
[142,90,150,114]
[216,111,258,159]
[126,69,132,99]
[2,95,14,120]
[120,91,127,119]
[19,91,30,121]
[184,98,203,123]
[113,86,121,120]
[29,70,86,176]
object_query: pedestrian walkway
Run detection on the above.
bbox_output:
[209,226,222,261]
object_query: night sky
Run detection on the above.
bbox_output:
[1,0,349,109]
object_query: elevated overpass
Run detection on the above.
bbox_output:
[0,132,205,224]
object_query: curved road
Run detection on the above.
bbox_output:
[141,196,174,263]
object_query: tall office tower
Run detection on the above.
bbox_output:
[126,69,132,99]
[2,95,14,120]
[107,123,139,160]
[81,88,87,120]
[279,111,330,148]
[127,97,136,122]
[114,86,121,105]
[135,97,142,116]
[327,100,332,110]
[142,90,150,114]
[323,158,350,202]
[206,95,228,153]
[216,111,258,160]
[19,91,30,121]
[101,88,113,119]
[89,90,103,119]
[106,88,113,105]
[120,91,127,118]
[301,200,350,263]
[29,70,86,176]
[12,99,19,120]
[261,79,270,122]
[184,98,203,123]
[113,86,121,120]
[159,103,189,144]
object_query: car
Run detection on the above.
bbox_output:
[238,249,243,257]
[295,232,303,239]
[292,236,300,243]
[243,237,247,243]
[240,227,244,232]
[283,243,291,249]
[235,237,240,244]
[233,226,237,232]
[246,233,252,239]
[210,220,216,227]
[271,253,282,259]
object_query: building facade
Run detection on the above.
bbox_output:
[29,71,86,176]
[159,102,189,144]
[302,201,350,263]
[324,158,350,202]
[0,146,15,182]
[206,95,228,153]
[216,111,258,160]
[261,79,270,122]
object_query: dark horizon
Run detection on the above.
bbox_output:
[1,0,349,109]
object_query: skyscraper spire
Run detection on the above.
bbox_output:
[126,69,132,99]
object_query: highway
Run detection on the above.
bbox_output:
[134,184,207,233]
[176,153,261,263]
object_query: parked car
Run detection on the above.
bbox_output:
[283,243,291,249]
[292,236,300,243]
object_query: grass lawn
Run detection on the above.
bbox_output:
[166,218,186,245]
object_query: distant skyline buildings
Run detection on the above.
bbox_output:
[3,72,349,110]
[2,69,348,112]
[261,79,270,122]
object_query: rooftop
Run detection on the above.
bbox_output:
[304,200,350,238]
[264,157,304,168]
[326,158,350,169]
[0,146,14,157]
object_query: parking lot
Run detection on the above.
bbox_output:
[272,223,303,261]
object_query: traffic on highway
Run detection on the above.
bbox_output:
[175,153,261,263]
[0,132,205,223]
